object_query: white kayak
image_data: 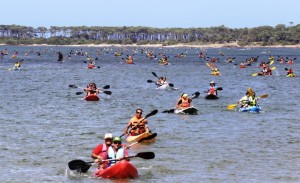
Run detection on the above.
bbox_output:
[175,106,198,115]
[156,83,178,90]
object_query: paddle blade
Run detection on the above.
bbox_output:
[259,94,268,98]
[76,92,84,95]
[269,60,274,65]
[102,85,110,89]
[270,66,276,70]
[151,72,159,78]
[69,85,78,88]
[103,91,112,95]
[252,73,258,76]
[227,104,238,110]
[191,92,200,99]
[68,160,91,170]
[217,87,223,91]
[162,109,175,113]
[138,133,157,143]
[135,152,155,159]
[147,80,154,83]
[145,110,158,118]
[168,83,174,87]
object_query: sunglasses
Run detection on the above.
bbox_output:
[113,141,121,144]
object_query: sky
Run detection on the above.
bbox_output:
[2,0,300,29]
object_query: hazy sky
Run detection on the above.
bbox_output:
[2,0,299,28]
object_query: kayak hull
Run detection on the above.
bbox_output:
[126,132,155,143]
[239,106,262,113]
[205,94,219,100]
[175,106,198,115]
[84,94,99,101]
[97,161,138,179]
[287,73,296,77]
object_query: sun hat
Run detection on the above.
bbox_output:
[113,137,122,142]
[104,133,113,140]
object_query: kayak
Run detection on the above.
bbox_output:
[96,161,138,179]
[211,72,221,76]
[287,73,296,77]
[239,65,246,68]
[84,94,99,101]
[239,106,262,113]
[156,83,178,90]
[205,94,219,100]
[126,132,155,143]
[175,106,198,115]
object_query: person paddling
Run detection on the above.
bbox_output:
[176,93,192,109]
[87,61,95,69]
[84,83,100,96]
[123,109,150,136]
[206,81,218,96]
[238,91,251,108]
[91,133,113,172]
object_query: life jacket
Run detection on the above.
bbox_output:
[99,144,108,159]
[180,98,191,108]
[107,146,125,166]
[129,116,146,135]
[208,87,216,95]
[249,96,257,106]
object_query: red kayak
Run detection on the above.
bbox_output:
[84,94,99,101]
[96,161,138,179]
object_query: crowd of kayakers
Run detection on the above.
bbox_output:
[1,46,298,179]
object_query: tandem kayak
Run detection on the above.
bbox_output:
[126,132,156,143]
[84,94,99,101]
[175,106,198,115]
[239,106,262,113]
[96,161,138,179]
[205,93,219,100]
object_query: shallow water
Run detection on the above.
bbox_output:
[0,46,299,183]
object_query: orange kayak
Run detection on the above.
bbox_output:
[126,132,155,143]
[96,161,138,179]
[84,94,99,101]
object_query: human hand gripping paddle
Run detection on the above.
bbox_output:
[69,84,112,95]
[68,151,155,173]
[162,92,200,113]
[226,94,268,110]
[120,109,158,138]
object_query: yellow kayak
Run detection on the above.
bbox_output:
[126,132,155,143]
[287,73,296,77]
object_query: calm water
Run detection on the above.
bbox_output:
[0,46,299,183]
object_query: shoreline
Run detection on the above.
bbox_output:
[1,42,300,48]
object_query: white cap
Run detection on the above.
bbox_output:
[182,94,188,97]
[104,133,113,139]
[210,81,215,84]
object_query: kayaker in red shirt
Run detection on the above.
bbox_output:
[206,81,217,96]
[91,133,113,172]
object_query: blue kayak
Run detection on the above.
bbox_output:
[239,106,262,113]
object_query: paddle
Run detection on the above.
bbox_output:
[83,61,100,68]
[126,133,157,147]
[252,67,276,76]
[162,92,200,113]
[226,94,268,110]
[120,109,158,138]
[68,152,155,173]
[151,72,159,79]
[8,59,24,70]
[69,84,110,90]
[76,90,112,95]
[147,80,176,89]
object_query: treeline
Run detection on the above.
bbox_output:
[0,24,299,46]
